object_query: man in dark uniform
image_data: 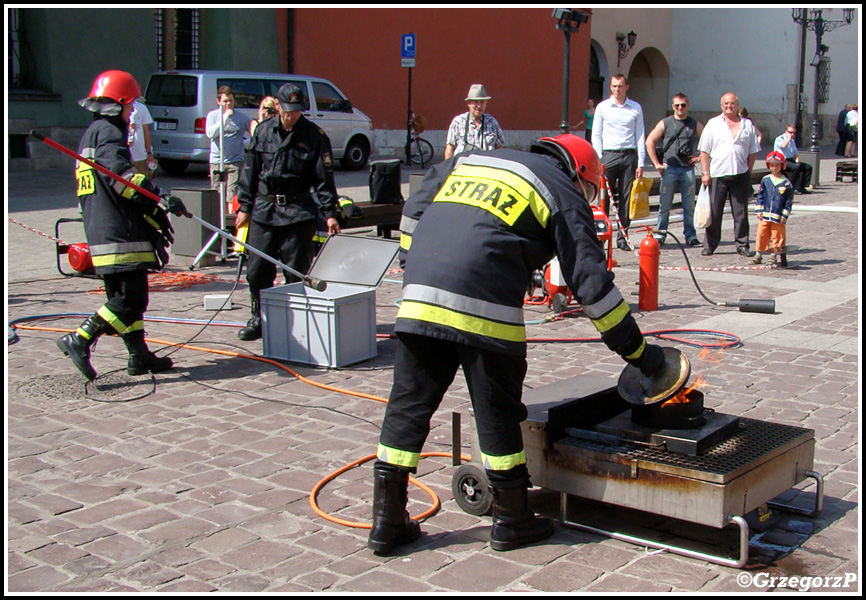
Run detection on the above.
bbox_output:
[57,70,188,381]
[235,83,341,341]
[368,134,668,555]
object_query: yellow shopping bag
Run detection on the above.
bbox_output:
[628,176,652,220]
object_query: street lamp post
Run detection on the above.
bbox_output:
[553,9,589,134]
[791,8,855,152]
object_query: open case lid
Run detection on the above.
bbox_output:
[308,234,400,288]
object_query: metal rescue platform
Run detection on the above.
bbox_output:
[451,375,823,568]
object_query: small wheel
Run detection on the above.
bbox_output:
[452,463,493,516]
[408,138,434,167]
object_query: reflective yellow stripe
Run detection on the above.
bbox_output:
[481,450,526,471]
[121,173,147,199]
[625,337,646,361]
[400,233,412,251]
[76,327,93,340]
[97,305,144,335]
[397,300,526,343]
[589,299,631,333]
[91,252,157,267]
[97,306,124,333]
[377,444,420,468]
[143,214,160,230]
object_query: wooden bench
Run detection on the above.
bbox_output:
[223,201,404,239]
[836,161,858,183]
[342,200,404,239]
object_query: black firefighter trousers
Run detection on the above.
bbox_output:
[378,332,530,486]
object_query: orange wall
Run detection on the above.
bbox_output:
[291,8,592,132]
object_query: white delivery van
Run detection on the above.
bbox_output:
[144,70,375,173]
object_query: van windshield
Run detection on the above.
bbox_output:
[145,75,198,107]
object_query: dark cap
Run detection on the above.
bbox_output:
[277,83,306,112]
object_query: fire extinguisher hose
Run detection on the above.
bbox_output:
[662,230,776,314]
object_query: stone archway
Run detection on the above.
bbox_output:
[626,47,671,129]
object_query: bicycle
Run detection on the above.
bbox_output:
[405,113,434,168]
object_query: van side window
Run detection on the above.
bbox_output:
[267,81,311,111]
[312,82,349,112]
[217,78,267,109]
[145,75,197,107]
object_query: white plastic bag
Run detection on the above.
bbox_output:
[694,183,712,229]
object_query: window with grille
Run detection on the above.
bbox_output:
[154,8,200,70]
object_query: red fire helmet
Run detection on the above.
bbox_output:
[531,134,602,202]
[79,70,142,114]
[765,150,787,169]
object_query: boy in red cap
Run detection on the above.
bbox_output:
[752,151,793,267]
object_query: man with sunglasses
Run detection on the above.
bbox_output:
[773,125,814,194]
[645,93,704,246]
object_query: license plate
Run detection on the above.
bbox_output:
[156,121,176,131]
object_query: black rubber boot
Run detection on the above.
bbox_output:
[489,482,554,551]
[238,298,262,341]
[56,313,112,381]
[368,462,421,555]
[123,331,173,376]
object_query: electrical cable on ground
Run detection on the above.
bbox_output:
[9,306,741,529]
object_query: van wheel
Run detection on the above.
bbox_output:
[340,138,370,171]
[158,158,189,176]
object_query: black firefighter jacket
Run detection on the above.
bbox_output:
[396,149,647,362]
[237,114,338,227]
[75,115,169,274]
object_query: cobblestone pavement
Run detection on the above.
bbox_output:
[6,153,860,593]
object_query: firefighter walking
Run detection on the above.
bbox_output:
[56,70,189,381]
[369,135,667,555]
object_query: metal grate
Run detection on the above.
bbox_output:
[560,418,812,477]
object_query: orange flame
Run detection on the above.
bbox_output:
[662,375,707,407]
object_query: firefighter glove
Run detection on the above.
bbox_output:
[151,232,170,269]
[148,206,175,245]
[637,343,666,378]
[164,195,191,218]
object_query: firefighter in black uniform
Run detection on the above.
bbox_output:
[56,70,189,381]
[368,134,670,555]
[235,83,341,341]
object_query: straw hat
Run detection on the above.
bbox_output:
[465,84,491,102]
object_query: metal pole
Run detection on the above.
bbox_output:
[560,30,571,134]
[405,67,413,165]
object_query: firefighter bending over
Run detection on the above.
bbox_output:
[56,70,189,381]
[369,134,667,555]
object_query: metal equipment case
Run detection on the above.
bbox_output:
[260,235,399,368]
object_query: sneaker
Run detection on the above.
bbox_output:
[750,254,763,264]
[687,238,701,247]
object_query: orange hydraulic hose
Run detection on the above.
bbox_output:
[14,322,467,528]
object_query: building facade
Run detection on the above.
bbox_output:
[7,7,859,170]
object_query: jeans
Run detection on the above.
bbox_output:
[656,166,697,243]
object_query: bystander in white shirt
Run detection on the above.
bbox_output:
[591,97,646,167]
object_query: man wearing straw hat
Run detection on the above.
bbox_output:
[444,84,505,159]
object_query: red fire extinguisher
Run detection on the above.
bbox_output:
[638,228,659,311]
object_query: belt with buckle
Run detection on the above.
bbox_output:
[261,193,310,206]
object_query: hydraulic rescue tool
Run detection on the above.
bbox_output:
[30,131,327,292]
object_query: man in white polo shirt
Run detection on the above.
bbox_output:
[592,74,645,250]
[698,92,761,257]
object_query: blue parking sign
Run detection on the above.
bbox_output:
[402,33,416,58]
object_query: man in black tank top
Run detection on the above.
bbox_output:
[645,93,704,246]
